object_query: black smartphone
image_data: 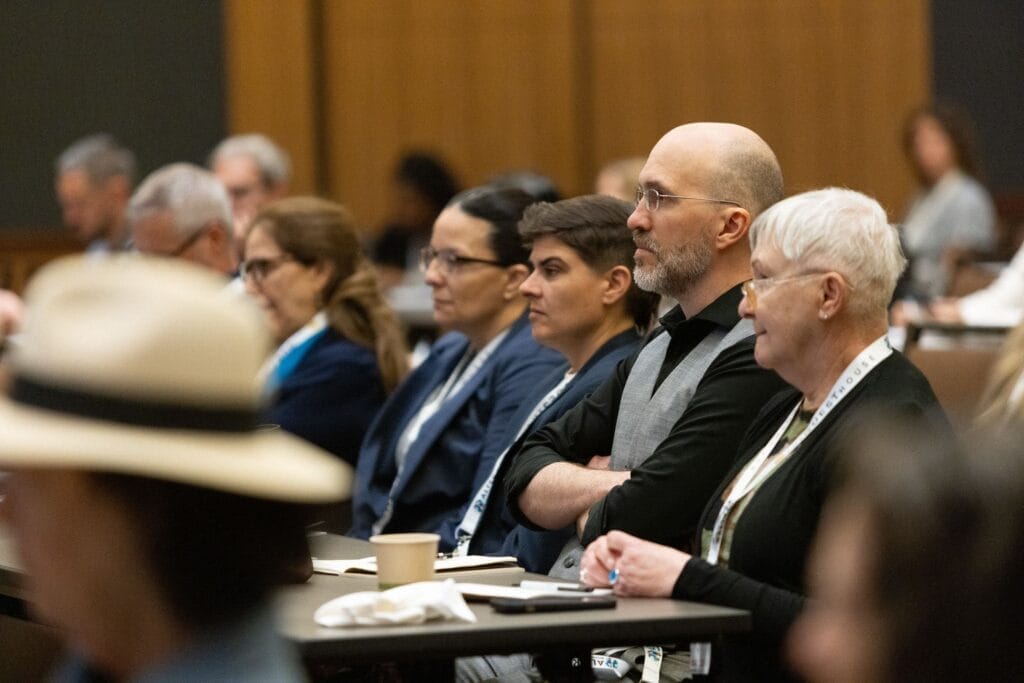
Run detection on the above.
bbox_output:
[490,595,617,613]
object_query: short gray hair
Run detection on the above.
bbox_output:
[128,163,232,241]
[749,187,906,318]
[56,133,137,185]
[208,134,291,187]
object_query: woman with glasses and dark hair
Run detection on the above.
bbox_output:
[580,188,949,682]
[242,196,409,469]
[349,186,563,550]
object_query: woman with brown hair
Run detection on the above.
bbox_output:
[898,103,996,300]
[242,196,408,467]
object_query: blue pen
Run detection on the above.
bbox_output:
[608,567,619,585]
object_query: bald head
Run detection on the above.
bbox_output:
[651,123,784,216]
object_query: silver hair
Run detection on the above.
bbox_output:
[55,133,137,185]
[749,187,907,318]
[128,163,232,241]
[208,133,291,186]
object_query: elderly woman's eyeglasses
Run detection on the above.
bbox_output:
[419,246,504,274]
[742,272,832,311]
[240,255,294,284]
[635,186,741,212]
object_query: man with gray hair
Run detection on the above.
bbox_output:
[54,134,136,253]
[129,163,237,277]
[209,133,291,256]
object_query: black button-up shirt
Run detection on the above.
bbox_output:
[504,284,790,553]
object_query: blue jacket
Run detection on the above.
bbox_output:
[349,313,562,549]
[465,328,643,568]
[265,329,386,468]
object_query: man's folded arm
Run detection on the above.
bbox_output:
[580,342,789,549]
[504,359,631,530]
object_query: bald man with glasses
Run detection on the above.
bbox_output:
[503,123,792,581]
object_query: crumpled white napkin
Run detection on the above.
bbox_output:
[314,578,478,627]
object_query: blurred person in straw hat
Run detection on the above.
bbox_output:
[0,256,351,682]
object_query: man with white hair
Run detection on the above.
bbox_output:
[54,134,136,253]
[129,163,237,277]
[209,134,291,256]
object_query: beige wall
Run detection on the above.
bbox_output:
[224,0,930,233]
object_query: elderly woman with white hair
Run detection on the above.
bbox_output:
[582,188,950,681]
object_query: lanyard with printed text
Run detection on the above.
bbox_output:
[705,336,892,565]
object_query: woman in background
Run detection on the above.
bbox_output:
[898,103,996,300]
[243,196,408,467]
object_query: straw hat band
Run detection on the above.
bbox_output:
[10,374,260,433]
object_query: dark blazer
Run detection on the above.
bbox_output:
[265,329,386,468]
[349,313,563,550]
[462,328,643,565]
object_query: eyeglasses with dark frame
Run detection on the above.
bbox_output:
[419,246,505,274]
[635,186,741,212]
[240,255,295,285]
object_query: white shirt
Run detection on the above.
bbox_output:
[960,244,1024,327]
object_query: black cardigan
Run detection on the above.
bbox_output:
[673,351,949,682]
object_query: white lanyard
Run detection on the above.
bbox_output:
[393,329,508,473]
[453,370,576,555]
[705,336,892,565]
[257,311,328,392]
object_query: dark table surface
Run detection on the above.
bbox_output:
[1,530,751,664]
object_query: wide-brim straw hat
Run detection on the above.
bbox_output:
[0,255,351,503]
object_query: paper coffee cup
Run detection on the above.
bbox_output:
[369,532,439,588]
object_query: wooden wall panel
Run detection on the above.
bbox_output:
[321,0,579,234]
[588,0,931,217]
[222,0,319,195]
[223,0,930,229]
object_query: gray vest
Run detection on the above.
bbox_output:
[549,318,755,580]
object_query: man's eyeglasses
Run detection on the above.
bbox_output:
[240,255,294,284]
[165,226,208,258]
[742,272,844,311]
[419,246,504,274]
[635,186,741,213]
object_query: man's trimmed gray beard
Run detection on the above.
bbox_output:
[634,235,714,298]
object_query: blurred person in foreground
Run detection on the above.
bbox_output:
[0,255,350,681]
[974,319,1024,430]
[790,423,1024,683]
[209,133,291,259]
[582,188,949,681]
[350,186,563,550]
[242,196,409,468]
[54,134,135,253]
